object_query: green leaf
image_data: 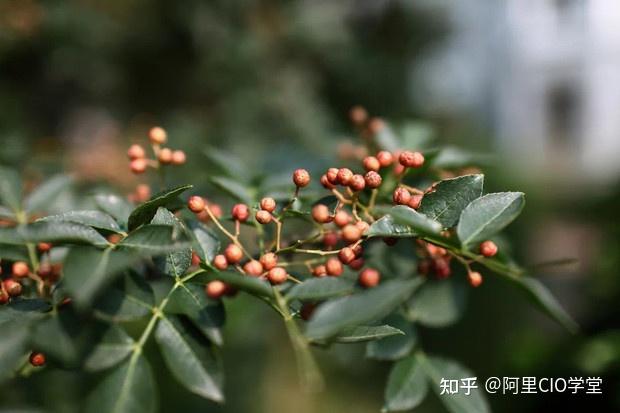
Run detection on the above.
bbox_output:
[419,354,490,413]
[85,324,134,372]
[418,174,484,228]
[366,314,416,361]
[0,298,51,325]
[94,194,133,225]
[0,244,29,261]
[207,270,274,298]
[94,272,155,322]
[399,121,434,149]
[406,278,467,328]
[334,325,404,343]
[31,311,87,365]
[86,354,157,413]
[305,279,424,340]
[119,224,190,253]
[383,354,428,412]
[63,247,129,307]
[155,316,224,402]
[367,215,416,238]
[505,276,578,333]
[374,123,400,152]
[0,322,29,382]
[64,227,190,306]
[37,210,121,233]
[0,221,109,247]
[127,184,192,231]
[166,283,225,345]
[208,176,253,205]
[203,146,248,180]
[457,192,525,247]
[433,146,493,169]
[0,206,15,220]
[0,166,22,212]
[388,206,443,237]
[151,208,192,277]
[24,175,73,213]
[188,221,220,263]
[286,277,355,301]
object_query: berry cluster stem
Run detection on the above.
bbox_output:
[204,205,252,260]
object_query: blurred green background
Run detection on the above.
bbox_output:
[1,1,619,412]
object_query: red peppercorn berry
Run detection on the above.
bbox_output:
[293,169,311,188]
[359,268,381,288]
[479,240,498,257]
[188,196,206,213]
[267,267,288,285]
[29,352,46,367]
[260,253,278,271]
[224,244,243,264]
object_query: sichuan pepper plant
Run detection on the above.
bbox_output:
[0,109,577,413]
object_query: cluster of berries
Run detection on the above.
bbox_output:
[127,127,186,174]
[1,245,57,368]
[416,240,498,287]
[182,106,500,314]
[187,167,386,302]
[0,243,61,305]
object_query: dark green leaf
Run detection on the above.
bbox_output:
[305,279,424,340]
[0,298,51,325]
[286,277,355,301]
[406,278,467,328]
[388,206,443,237]
[419,174,484,228]
[0,244,29,261]
[384,354,428,412]
[84,324,134,372]
[64,227,190,306]
[203,146,248,180]
[367,314,416,361]
[94,272,155,322]
[188,221,220,263]
[0,222,109,247]
[0,322,29,382]
[24,175,73,213]
[62,247,143,307]
[166,283,225,345]
[207,270,274,298]
[127,184,192,231]
[457,192,525,247]
[505,276,578,333]
[31,311,85,365]
[367,215,416,238]
[119,224,190,253]
[209,176,253,205]
[419,354,490,413]
[334,325,404,343]
[94,194,133,225]
[155,316,224,402]
[86,354,157,413]
[151,208,192,277]
[0,166,22,212]
[37,210,121,233]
